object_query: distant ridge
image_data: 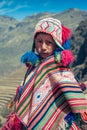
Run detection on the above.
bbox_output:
[0,8,87,78]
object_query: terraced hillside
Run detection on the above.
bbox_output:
[0,66,26,114]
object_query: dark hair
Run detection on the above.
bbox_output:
[32,42,35,52]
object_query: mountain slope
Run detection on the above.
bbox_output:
[72,19,87,81]
[0,9,87,125]
[0,8,87,77]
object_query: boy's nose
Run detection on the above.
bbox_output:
[42,42,47,50]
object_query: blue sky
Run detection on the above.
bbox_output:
[0,0,87,20]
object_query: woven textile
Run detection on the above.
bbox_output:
[16,55,87,130]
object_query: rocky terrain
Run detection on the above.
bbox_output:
[72,19,87,82]
[0,8,87,127]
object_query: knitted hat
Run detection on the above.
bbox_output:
[21,18,74,68]
[33,17,71,50]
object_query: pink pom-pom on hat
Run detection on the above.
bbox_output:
[61,50,74,66]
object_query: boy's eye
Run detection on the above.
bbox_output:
[46,41,53,45]
[36,39,42,43]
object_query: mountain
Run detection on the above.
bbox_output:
[0,8,87,125]
[24,8,87,30]
[72,19,87,82]
[0,8,87,78]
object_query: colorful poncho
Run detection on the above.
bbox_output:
[2,55,87,130]
[15,55,87,130]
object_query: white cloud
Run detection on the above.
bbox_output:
[0,0,14,9]
[0,0,6,7]
[0,4,30,15]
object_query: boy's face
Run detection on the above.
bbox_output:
[35,33,57,59]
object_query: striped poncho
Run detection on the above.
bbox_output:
[15,55,87,130]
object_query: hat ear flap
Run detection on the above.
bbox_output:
[62,25,71,45]
[62,39,71,49]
